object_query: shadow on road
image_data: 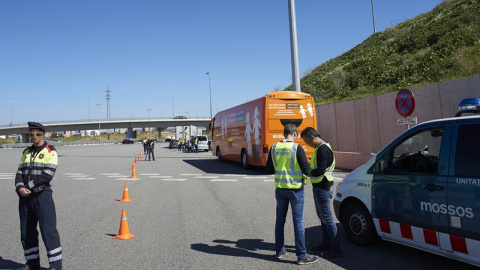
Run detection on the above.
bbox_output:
[305,225,476,270]
[183,159,266,175]
[0,256,23,269]
[191,239,294,264]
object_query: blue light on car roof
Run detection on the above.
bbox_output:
[455,98,480,117]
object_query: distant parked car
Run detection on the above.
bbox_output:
[122,139,135,144]
[168,139,178,149]
[195,136,209,152]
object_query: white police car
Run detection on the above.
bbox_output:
[333,98,480,267]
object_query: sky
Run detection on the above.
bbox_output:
[0,0,443,125]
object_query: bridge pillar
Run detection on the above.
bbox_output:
[22,133,30,143]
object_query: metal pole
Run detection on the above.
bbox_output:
[370,0,376,34]
[288,0,301,92]
[96,103,101,141]
[10,101,13,126]
[206,72,212,119]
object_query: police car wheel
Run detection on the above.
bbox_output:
[343,203,378,246]
[241,150,250,169]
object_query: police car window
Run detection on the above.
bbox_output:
[391,128,443,174]
[455,124,480,176]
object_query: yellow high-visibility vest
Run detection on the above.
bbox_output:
[310,143,335,184]
[271,141,304,189]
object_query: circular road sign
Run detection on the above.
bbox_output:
[395,89,415,117]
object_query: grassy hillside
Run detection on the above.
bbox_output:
[288,0,480,104]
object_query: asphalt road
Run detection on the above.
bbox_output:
[0,143,475,270]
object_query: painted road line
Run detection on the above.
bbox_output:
[64,173,86,175]
[100,173,121,176]
[114,178,140,181]
[149,176,173,178]
[0,177,15,180]
[181,173,203,176]
[72,178,96,180]
[107,175,129,178]
[210,179,237,182]
[195,176,219,179]
[263,179,274,182]
[139,173,160,176]
[0,173,15,175]
[67,175,90,178]
[162,179,187,181]
[243,176,268,179]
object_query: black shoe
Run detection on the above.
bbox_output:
[320,250,344,259]
[297,254,318,265]
[17,264,40,270]
[48,268,62,270]
[275,249,287,259]
[311,242,330,251]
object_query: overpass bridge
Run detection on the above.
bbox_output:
[0,118,211,141]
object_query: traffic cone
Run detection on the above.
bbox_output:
[120,183,132,202]
[139,151,142,158]
[134,157,138,164]
[131,162,138,179]
[113,208,135,240]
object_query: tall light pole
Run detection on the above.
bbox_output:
[206,71,213,119]
[288,0,301,92]
[10,101,13,126]
[370,0,376,34]
[96,103,101,141]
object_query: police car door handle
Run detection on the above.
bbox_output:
[422,183,443,192]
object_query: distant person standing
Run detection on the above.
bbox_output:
[142,137,148,155]
[265,123,318,265]
[194,137,198,153]
[15,122,63,270]
[301,127,343,258]
[178,139,183,151]
[147,139,155,161]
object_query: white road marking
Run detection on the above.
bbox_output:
[243,176,268,179]
[100,173,121,176]
[72,178,96,180]
[162,179,187,181]
[263,179,274,182]
[67,175,90,178]
[149,176,173,178]
[114,178,140,181]
[64,173,86,175]
[0,173,15,175]
[107,175,129,178]
[194,176,219,179]
[210,179,237,182]
[139,173,160,176]
[0,177,14,180]
[181,173,203,176]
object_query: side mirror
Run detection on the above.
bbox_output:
[374,159,387,173]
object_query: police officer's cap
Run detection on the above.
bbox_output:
[28,121,46,132]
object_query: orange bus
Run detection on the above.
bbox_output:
[211,91,317,168]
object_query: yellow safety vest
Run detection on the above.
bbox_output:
[16,144,58,190]
[310,142,335,184]
[271,141,304,189]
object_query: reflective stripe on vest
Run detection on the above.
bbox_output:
[310,143,335,184]
[271,142,303,189]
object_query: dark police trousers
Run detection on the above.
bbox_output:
[148,148,155,161]
[19,188,62,268]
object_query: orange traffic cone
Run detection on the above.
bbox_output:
[134,157,138,164]
[131,162,138,179]
[113,208,135,240]
[120,183,132,202]
[139,151,142,158]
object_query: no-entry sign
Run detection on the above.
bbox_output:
[395,89,415,117]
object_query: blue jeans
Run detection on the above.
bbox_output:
[313,186,341,252]
[275,188,307,259]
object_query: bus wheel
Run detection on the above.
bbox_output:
[241,150,250,169]
[342,203,378,246]
[216,148,223,162]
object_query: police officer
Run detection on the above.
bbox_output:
[147,139,155,161]
[15,122,62,270]
[142,137,148,155]
[265,123,318,265]
[300,127,343,258]
[194,137,198,153]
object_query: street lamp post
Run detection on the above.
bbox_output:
[370,0,376,34]
[288,0,301,92]
[206,71,212,120]
[96,103,101,141]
